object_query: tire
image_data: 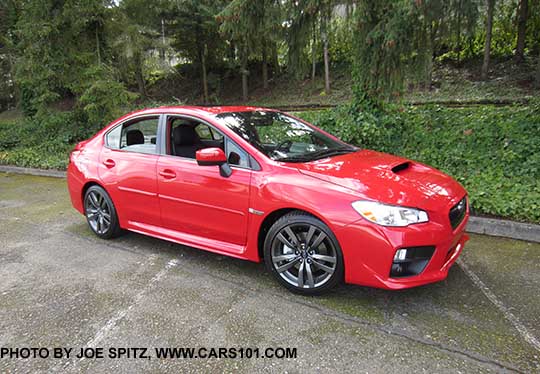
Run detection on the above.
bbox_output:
[84,185,122,239]
[264,211,344,295]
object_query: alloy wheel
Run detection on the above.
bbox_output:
[85,190,112,235]
[271,223,337,289]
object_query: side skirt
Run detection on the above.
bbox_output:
[125,221,254,261]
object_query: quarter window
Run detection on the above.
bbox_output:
[106,125,122,149]
[226,138,250,168]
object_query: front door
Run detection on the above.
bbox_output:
[156,117,252,251]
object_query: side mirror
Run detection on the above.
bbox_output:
[195,147,232,177]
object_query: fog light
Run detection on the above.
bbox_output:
[391,263,403,275]
[390,246,436,278]
[394,249,407,262]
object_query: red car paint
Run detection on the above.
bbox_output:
[67,106,469,290]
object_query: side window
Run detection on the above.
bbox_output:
[118,117,159,154]
[195,124,213,140]
[226,138,250,168]
[195,124,224,141]
[170,118,226,159]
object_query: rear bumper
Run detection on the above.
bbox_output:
[67,162,85,215]
[337,213,469,290]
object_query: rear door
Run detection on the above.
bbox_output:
[98,115,163,228]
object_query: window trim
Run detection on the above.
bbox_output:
[103,114,164,156]
[163,114,256,171]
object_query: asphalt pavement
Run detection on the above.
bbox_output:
[1,172,539,373]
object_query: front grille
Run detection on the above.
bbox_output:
[449,197,467,230]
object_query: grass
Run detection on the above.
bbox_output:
[0,108,23,123]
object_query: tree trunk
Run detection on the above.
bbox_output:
[201,44,209,103]
[311,24,317,82]
[134,52,147,98]
[270,42,279,76]
[95,26,101,65]
[423,8,434,89]
[196,27,208,103]
[456,0,462,64]
[481,0,495,80]
[262,39,268,90]
[229,42,236,62]
[241,45,248,101]
[536,51,540,88]
[242,70,248,101]
[160,18,166,63]
[321,16,330,94]
[515,0,528,63]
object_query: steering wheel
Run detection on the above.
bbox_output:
[275,140,293,153]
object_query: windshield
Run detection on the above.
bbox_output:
[215,111,355,162]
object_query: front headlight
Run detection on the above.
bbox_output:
[352,201,429,227]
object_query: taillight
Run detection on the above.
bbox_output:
[69,150,78,163]
[73,140,87,151]
[70,141,86,163]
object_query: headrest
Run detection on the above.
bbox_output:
[126,129,144,145]
[173,126,198,145]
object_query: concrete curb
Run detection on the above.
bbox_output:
[0,165,66,178]
[466,216,540,243]
[2,164,539,243]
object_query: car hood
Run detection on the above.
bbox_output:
[295,149,466,211]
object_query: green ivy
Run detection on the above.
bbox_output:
[1,102,539,223]
[298,101,540,223]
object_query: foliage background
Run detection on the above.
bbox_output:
[0,0,539,223]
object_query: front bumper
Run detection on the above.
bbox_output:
[336,208,469,290]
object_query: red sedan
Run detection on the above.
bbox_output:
[67,106,469,294]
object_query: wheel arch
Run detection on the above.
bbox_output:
[257,207,334,260]
[81,180,107,206]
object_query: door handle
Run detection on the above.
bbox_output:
[159,169,176,179]
[103,159,116,168]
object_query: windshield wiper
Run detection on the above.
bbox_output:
[305,147,355,160]
[274,147,355,163]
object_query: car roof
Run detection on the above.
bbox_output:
[131,105,277,117]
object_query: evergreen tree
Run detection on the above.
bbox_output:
[171,0,226,103]
[285,0,334,93]
[0,0,19,110]
[352,0,417,102]
[219,0,281,100]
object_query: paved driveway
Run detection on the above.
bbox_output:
[1,172,539,373]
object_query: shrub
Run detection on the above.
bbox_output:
[1,101,538,223]
[298,101,540,223]
[0,111,89,170]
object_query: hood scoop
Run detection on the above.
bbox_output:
[391,162,410,174]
